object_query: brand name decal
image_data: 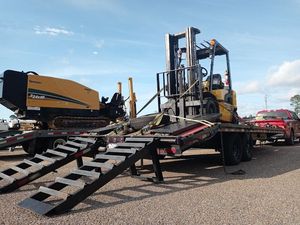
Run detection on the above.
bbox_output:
[29,94,45,99]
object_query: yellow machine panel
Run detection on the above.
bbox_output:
[218,102,234,122]
[211,89,237,122]
[231,90,237,108]
[211,89,227,101]
[211,89,237,107]
[27,75,100,110]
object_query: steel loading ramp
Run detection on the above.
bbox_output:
[0,137,97,193]
[19,137,158,216]
[0,130,36,150]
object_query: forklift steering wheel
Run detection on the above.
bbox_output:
[201,67,208,77]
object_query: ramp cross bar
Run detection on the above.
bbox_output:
[0,137,100,193]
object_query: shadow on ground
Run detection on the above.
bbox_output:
[66,142,300,215]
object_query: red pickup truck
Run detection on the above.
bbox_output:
[253,109,300,145]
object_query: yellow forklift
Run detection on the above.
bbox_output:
[158,27,238,123]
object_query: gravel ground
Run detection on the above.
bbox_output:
[0,143,299,225]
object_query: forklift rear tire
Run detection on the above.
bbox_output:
[205,98,219,114]
[223,133,243,165]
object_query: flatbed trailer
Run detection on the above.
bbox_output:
[16,119,283,216]
[117,120,284,163]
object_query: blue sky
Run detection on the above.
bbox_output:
[1,0,300,119]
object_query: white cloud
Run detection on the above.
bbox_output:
[92,40,104,55]
[237,100,264,117]
[272,87,300,102]
[94,40,104,49]
[235,80,262,95]
[34,26,74,36]
[233,59,300,115]
[267,59,300,87]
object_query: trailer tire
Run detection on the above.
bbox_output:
[48,137,67,149]
[223,133,243,165]
[21,142,30,154]
[22,139,48,156]
[241,134,253,161]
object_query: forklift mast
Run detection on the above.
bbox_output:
[159,27,204,118]
[165,27,200,96]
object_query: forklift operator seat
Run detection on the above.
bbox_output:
[206,74,224,90]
